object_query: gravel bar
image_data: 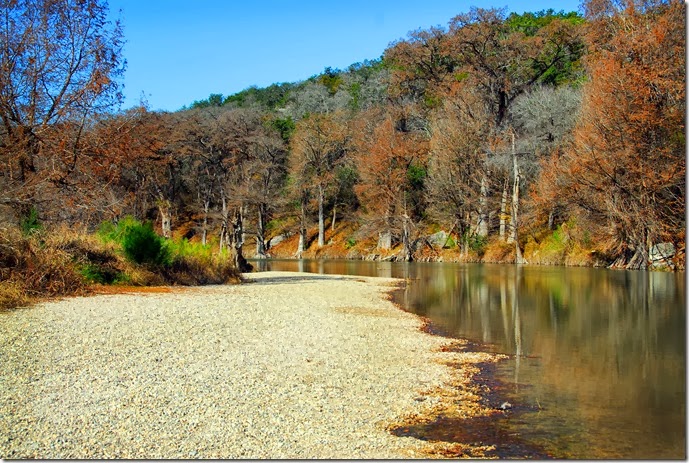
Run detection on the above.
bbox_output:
[0,271,460,459]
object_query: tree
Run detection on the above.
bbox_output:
[445,8,586,258]
[244,116,288,258]
[0,0,125,211]
[554,0,685,269]
[385,26,455,107]
[427,85,490,255]
[190,93,224,109]
[286,80,351,119]
[386,8,586,259]
[511,85,582,230]
[290,111,348,248]
[167,107,223,245]
[90,107,181,237]
[353,106,429,261]
[209,108,271,271]
[446,7,585,127]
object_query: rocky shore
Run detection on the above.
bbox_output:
[0,271,503,459]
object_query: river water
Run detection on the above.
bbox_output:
[252,259,686,459]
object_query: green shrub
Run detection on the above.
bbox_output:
[97,216,140,244]
[345,237,357,249]
[121,221,171,266]
[265,218,286,233]
[167,238,213,261]
[78,262,125,285]
[462,233,487,253]
[20,206,42,236]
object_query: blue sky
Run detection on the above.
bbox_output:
[107,0,583,112]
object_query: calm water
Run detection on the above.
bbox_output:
[252,259,686,459]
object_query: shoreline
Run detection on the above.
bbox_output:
[261,229,684,271]
[385,284,555,459]
[1,271,507,459]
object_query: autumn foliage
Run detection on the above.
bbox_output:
[540,0,685,268]
[0,0,684,278]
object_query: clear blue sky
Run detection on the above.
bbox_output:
[107,0,583,112]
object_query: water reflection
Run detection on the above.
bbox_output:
[253,259,686,459]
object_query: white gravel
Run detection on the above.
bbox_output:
[0,271,458,459]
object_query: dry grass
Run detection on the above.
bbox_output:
[0,225,240,310]
[0,226,88,309]
[481,239,516,264]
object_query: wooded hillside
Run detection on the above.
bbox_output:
[1,0,685,271]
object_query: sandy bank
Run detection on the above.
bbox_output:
[0,271,495,458]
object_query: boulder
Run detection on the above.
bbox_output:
[267,234,286,248]
[650,242,676,269]
[650,242,675,261]
[428,230,449,248]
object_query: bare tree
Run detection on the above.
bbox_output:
[510,85,582,230]
[290,111,348,248]
[427,85,491,254]
[0,0,125,213]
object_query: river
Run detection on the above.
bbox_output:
[252,259,686,459]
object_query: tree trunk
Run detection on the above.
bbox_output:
[241,204,248,248]
[201,199,210,246]
[231,206,252,272]
[378,208,393,251]
[500,177,509,241]
[12,126,38,183]
[331,204,337,232]
[509,149,518,245]
[477,174,489,237]
[626,229,650,270]
[461,212,471,258]
[378,230,392,251]
[296,190,308,258]
[401,215,413,262]
[158,199,172,239]
[626,245,648,270]
[510,131,527,265]
[219,193,229,254]
[255,203,267,258]
[317,184,325,247]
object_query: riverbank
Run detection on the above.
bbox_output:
[263,220,684,271]
[0,271,505,459]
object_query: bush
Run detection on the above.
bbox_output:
[20,206,42,236]
[0,222,240,310]
[466,233,487,253]
[78,262,127,285]
[97,216,140,243]
[121,221,171,266]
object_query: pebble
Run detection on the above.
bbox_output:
[0,272,455,459]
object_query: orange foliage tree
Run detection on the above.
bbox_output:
[89,107,179,234]
[552,0,685,268]
[353,107,429,260]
